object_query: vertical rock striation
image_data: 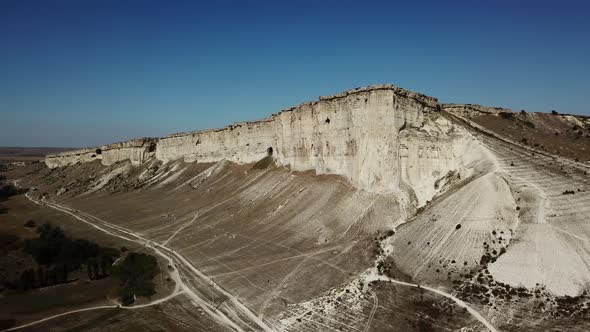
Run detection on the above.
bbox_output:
[45,84,491,204]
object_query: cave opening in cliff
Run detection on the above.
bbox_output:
[95,148,102,155]
[267,147,273,156]
[325,118,330,124]
[148,142,156,153]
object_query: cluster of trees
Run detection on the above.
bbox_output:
[3,222,161,304]
[24,223,118,270]
[0,184,27,202]
[112,252,159,305]
[86,255,114,280]
[2,223,120,292]
[11,265,69,291]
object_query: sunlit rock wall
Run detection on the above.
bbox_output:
[45,147,101,168]
[45,85,490,203]
[45,138,156,168]
[100,138,157,166]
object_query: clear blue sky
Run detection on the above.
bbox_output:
[1,0,589,147]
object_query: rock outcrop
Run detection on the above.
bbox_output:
[45,138,157,168]
[45,84,492,204]
[442,103,511,118]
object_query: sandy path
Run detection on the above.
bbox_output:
[364,273,499,332]
[5,193,273,332]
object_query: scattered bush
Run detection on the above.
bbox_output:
[551,110,559,115]
[562,190,576,195]
[499,112,515,120]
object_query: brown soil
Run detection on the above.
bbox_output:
[472,112,590,162]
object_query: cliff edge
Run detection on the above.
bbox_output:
[45,84,492,204]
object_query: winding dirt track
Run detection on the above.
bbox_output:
[3,193,272,332]
[5,191,500,332]
[364,274,499,332]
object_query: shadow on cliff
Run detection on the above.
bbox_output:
[252,155,274,170]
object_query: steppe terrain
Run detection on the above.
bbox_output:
[1,85,590,331]
[0,147,72,164]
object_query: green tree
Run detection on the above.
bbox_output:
[112,252,159,305]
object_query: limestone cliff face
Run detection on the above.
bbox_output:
[45,84,490,204]
[45,138,156,168]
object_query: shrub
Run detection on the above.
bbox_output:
[499,112,515,120]
[551,110,558,115]
[522,121,535,128]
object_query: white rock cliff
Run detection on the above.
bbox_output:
[45,84,491,205]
